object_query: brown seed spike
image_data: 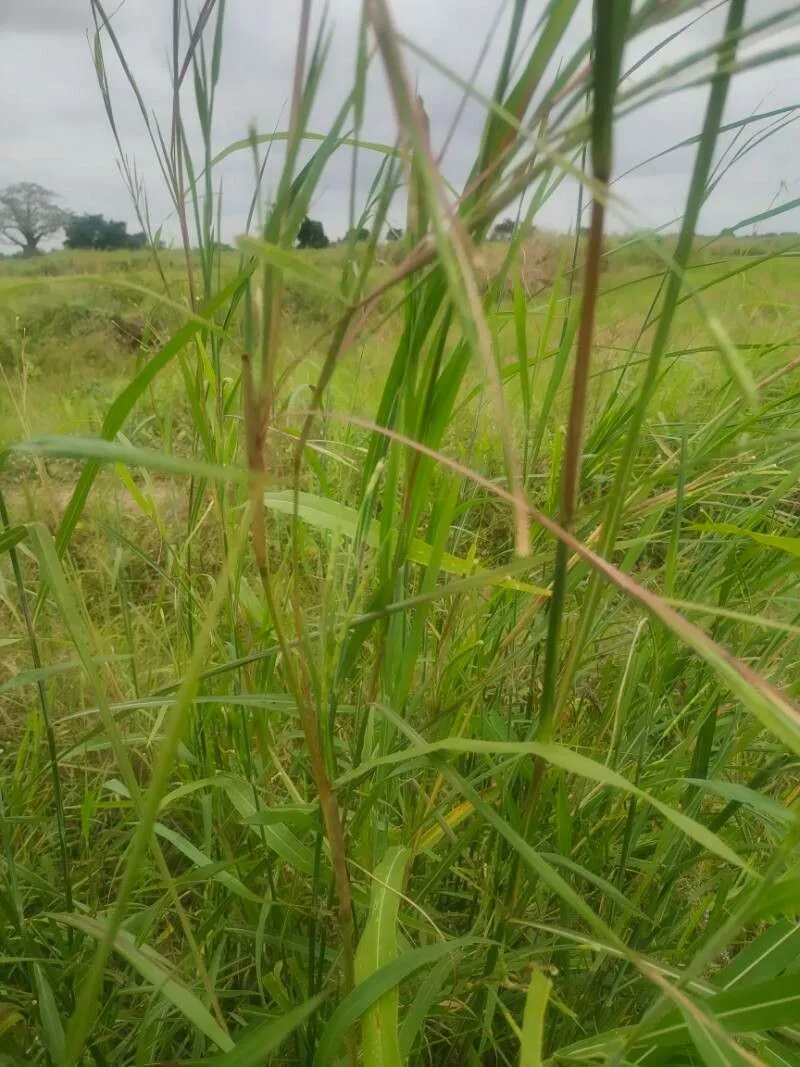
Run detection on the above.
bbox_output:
[406,93,431,240]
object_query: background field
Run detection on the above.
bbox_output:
[4,235,798,457]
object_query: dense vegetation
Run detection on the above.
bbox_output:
[1,2,800,1066]
[63,215,148,252]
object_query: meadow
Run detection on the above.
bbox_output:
[2,2,800,1066]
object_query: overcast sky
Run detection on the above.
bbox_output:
[2,0,800,248]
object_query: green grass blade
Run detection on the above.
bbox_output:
[49,913,234,1051]
[354,846,409,1067]
[0,524,26,554]
[236,236,346,300]
[519,970,551,1067]
[338,736,752,873]
[208,994,327,1067]
[154,822,262,902]
[693,523,800,560]
[51,267,252,556]
[314,939,475,1066]
[681,1003,749,1067]
[263,490,547,592]
[32,964,65,1065]
[716,923,800,989]
[647,975,800,1044]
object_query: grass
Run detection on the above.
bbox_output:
[2,1,800,1065]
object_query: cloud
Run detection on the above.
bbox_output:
[1,0,799,250]
[0,0,91,33]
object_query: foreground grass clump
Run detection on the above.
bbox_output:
[2,1,800,1065]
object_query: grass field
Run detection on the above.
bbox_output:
[2,2,800,1066]
[3,237,797,457]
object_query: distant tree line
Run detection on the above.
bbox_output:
[0,182,150,256]
[296,216,405,249]
[295,217,371,248]
[64,214,147,251]
[1,182,418,258]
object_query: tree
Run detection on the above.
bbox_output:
[0,183,69,256]
[64,213,141,251]
[346,227,370,243]
[297,217,329,250]
[102,219,129,249]
[64,214,99,249]
[490,217,517,241]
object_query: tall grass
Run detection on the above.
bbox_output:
[2,1,800,1065]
